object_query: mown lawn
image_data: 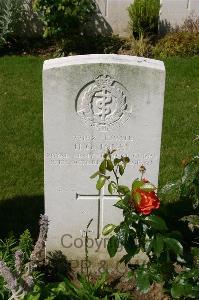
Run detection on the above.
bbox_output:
[159,57,198,187]
[0,55,198,237]
[0,56,44,238]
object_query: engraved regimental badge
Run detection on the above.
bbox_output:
[76,75,131,131]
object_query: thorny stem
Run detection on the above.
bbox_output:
[85,218,93,281]
[113,169,119,186]
[113,166,123,199]
[107,151,123,199]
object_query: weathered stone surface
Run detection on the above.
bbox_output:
[100,0,132,37]
[43,54,165,273]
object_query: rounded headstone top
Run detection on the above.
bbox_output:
[43,54,165,72]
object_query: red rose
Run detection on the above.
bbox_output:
[133,189,160,215]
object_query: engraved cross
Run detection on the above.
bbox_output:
[76,188,118,239]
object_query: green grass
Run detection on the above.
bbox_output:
[0,56,44,238]
[159,57,199,187]
[0,56,44,198]
[0,55,198,238]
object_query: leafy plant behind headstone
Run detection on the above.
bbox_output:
[0,0,24,47]
[34,0,96,54]
[128,0,160,38]
[0,0,41,49]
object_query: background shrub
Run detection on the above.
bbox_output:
[60,34,124,55]
[0,0,42,50]
[0,0,25,47]
[119,34,153,57]
[174,16,199,33]
[128,0,160,37]
[34,0,96,53]
[153,31,199,58]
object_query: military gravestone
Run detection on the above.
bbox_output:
[43,54,165,273]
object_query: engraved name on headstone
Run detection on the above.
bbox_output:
[43,54,165,272]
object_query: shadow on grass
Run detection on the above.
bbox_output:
[0,195,44,240]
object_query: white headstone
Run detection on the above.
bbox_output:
[43,54,165,274]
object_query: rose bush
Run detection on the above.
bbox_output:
[91,150,185,295]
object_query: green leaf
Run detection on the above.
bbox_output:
[90,171,100,179]
[110,149,116,154]
[116,226,129,245]
[102,224,116,236]
[171,281,199,299]
[181,156,199,185]
[119,253,134,265]
[171,284,186,299]
[123,192,132,202]
[96,176,106,190]
[52,281,73,294]
[166,230,183,241]
[145,215,168,231]
[181,214,199,231]
[140,183,156,192]
[107,235,119,257]
[118,185,130,194]
[180,156,199,201]
[191,247,199,257]
[124,235,137,256]
[132,191,141,203]
[108,181,117,194]
[123,156,130,163]
[114,158,121,165]
[152,234,164,258]
[135,269,150,294]
[114,294,122,300]
[24,289,41,300]
[64,277,81,295]
[94,271,108,290]
[99,160,106,174]
[106,160,114,171]
[132,179,144,191]
[128,213,140,223]
[114,199,129,210]
[164,238,183,255]
[119,165,124,175]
